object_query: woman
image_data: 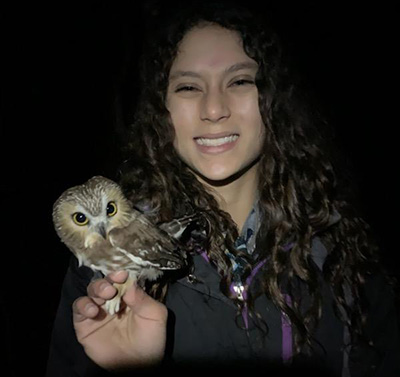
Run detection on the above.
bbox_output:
[46,2,399,376]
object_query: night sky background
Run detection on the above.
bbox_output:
[1,1,398,375]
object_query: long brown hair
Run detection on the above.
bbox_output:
[118,0,386,355]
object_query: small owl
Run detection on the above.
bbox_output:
[53,176,196,314]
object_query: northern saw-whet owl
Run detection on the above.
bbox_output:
[52,176,196,315]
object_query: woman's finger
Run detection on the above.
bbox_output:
[87,278,116,300]
[72,296,100,323]
[123,283,168,321]
[106,270,129,284]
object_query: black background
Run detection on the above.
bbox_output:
[1,1,398,375]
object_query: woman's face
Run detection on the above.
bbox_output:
[166,24,265,182]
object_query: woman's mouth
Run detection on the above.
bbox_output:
[195,134,239,147]
[194,133,239,154]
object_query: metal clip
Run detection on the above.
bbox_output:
[233,283,245,301]
[187,274,197,284]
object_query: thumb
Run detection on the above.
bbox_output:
[122,283,168,321]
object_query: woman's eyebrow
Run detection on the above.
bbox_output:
[224,61,258,74]
[169,61,258,81]
[169,70,202,81]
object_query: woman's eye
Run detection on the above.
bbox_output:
[106,201,118,217]
[175,85,200,93]
[231,79,255,87]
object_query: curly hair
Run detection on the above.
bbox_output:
[117,0,386,355]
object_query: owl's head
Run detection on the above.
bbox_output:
[52,176,132,254]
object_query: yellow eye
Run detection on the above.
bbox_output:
[72,212,89,226]
[106,201,117,217]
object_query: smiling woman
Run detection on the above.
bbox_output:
[167,25,265,198]
[46,1,399,376]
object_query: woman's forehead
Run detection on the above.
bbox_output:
[171,24,254,73]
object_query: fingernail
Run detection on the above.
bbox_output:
[112,270,125,277]
[85,303,97,314]
[100,282,111,292]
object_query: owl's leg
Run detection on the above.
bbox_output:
[103,276,135,315]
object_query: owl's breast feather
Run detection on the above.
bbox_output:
[84,232,105,248]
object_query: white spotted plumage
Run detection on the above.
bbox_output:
[52,176,196,314]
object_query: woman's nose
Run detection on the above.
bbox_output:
[200,88,231,123]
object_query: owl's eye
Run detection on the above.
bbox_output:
[106,201,117,217]
[72,212,89,226]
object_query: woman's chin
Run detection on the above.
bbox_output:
[193,167,240,186]
[191,158,260,186]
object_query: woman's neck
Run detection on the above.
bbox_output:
[199,163,259,233]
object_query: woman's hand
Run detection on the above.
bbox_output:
[72,271,167,372]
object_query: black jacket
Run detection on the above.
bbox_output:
[46,239,400,377]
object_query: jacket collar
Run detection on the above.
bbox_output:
[176,254,237,308]
[176,206,342,304]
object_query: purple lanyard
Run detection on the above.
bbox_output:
[199,250,293,363]
[281,294,293,363]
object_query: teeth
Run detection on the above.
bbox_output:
[195,135,239,147]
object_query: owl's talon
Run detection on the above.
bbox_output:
[102,278,133,315]
[103,296,122,315]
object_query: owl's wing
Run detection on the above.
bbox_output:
[108,212,186,270]
[157,213,199,239]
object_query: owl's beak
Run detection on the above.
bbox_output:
[96,223,107,239]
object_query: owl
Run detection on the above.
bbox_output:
[52,176,197,315]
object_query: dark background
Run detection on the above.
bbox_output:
[1,1,398,375]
